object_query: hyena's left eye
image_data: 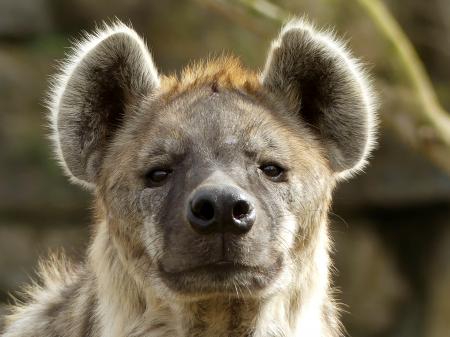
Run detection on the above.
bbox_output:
[145,168,173,187]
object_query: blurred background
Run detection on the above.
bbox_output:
[0,0,449,336]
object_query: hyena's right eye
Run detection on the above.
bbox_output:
[144,168,173,187]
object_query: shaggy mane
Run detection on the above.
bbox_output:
[160,56,262,100]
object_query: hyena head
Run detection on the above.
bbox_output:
[50,20,375,300]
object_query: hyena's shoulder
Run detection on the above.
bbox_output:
[2,254,98,337]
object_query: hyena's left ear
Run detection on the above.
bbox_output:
[49,22,159,188]
[261,19,377,179]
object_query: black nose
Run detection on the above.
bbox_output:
[187,186,256,235]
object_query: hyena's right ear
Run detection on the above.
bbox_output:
[49,22,159,188]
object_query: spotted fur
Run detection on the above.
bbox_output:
[2,18,376,337]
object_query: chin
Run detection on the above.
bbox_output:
[157,256,284,299]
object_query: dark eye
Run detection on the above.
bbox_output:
[145,168,172,187]
[259,164,285,181]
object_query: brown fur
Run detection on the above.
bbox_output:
[160,56,262,100]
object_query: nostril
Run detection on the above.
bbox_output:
[192,199,215,221]
[232,200,251,220]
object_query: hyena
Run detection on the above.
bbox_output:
[2,18,376,337]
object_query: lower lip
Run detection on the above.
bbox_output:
[158,256,284,294]
[164,261,256,274]
[214,260,237,267]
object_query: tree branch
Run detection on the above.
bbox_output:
[355,0,450,171]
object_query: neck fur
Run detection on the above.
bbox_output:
[89,220,338,337]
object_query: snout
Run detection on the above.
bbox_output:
[158,177,284,296]
[187,185,256,235]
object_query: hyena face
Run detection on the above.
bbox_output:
[101,84,332,296]
[51,21,375,299]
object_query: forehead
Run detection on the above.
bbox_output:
[138,87,292,158]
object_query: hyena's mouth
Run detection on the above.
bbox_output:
[157,256,284,296]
